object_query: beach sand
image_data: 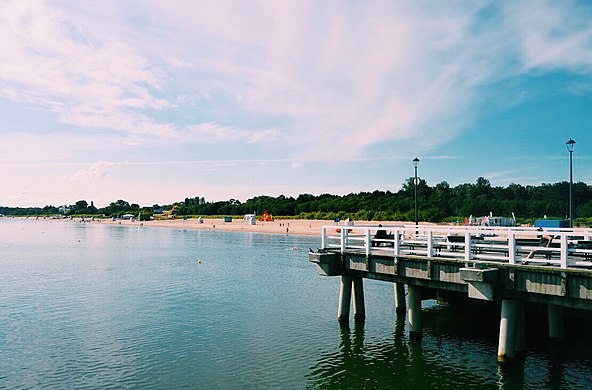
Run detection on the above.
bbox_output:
[91,217,407,236]
[94,217,335,236]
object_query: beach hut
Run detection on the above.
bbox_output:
[244,214,256,225]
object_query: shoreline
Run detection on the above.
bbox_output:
[7,216,410,236]
[96,217,414,236]
[97,217,331,236]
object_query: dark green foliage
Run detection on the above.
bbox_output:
[138,211,153,221]
[0,205,59,216]
[2,177,592,224]
[143,177,592,224]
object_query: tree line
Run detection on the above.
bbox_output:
[2,177,592,225]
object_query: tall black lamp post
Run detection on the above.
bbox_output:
[566,138,576,228]
[413,157,420,228]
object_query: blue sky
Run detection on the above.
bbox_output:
[1,0,591,207]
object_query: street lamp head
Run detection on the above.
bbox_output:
[566,138,576,153]
[413,157,420,168]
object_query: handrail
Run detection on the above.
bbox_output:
[321,224,592,269]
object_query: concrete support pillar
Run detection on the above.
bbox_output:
[338,276,352,323]
[352,277,366,322]
[515,301,525,358]
[394,282,406,315]
[498,299,517,364]
[548,304,564,340]
[407,284,422,339]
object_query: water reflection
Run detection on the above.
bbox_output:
[308,303,592,389]
[307,318,495,389]
[2,220,591,388]
[496,359,526,389]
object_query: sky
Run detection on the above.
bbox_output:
[1,0,591,208]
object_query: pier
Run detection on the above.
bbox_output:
[309,224,592,364]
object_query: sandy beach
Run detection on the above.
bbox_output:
[93,217,337,236]
[84,216,413,236]
[14,216,424,236]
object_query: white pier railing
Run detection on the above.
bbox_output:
[321,224,592,269]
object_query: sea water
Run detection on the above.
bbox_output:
[1,219,591,389]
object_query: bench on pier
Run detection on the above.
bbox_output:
[572,241,592,260]
[516,237,561,260]
[515,238,542,247]
[371,232,395,247]
[446,235,484,252]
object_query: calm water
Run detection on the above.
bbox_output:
[1,219,591,389]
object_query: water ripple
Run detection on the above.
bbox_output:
[1,220,591,389]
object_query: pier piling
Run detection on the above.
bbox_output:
[515,301,525,358]
[338,276,352,323]
[548,304,564,340]
[353,277,366,322]
[407,284,422,339]
[498,299,518,364]
[394,282,406,315]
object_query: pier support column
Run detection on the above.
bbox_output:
[352,277,366,322]
[394,282,406,315]
[407,284,422,339]
[498,299,518,364]
[338,276,352,323]
[515,301,525,359]
[548,304,564,340]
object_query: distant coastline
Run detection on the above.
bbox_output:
[99,217,330,236]
[6,216,408,237]
[7,216,334,237]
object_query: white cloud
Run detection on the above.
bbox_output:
[119,1,499,155]
[1,0,592,208]
[183,123,282,144]
[70,161,126,181]
[504,1,592,71]
[4,0,592,158]
[0,0,173,137]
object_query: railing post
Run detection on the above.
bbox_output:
[340,228,346,253]
[344,228,349,248]
[464,231,472,261]
[394,229,400,256]
[560,233,568,268]
[321,227,326,249]
[365,229,371,256]
[427,230,434,257]
[508,231,516,264]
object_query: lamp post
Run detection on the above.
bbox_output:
[566,138,576,228]
[413,157,420,228]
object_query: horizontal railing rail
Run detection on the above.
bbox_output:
[321,224,592,269]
